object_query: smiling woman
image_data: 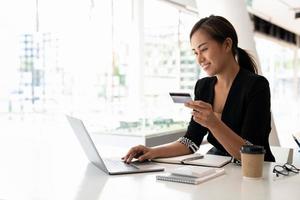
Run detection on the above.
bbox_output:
[190,15,257,75]
[123,15,275,163]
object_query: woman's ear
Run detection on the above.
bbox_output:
[223,37,233,53]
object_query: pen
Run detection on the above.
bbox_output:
[181,155,204,163]
[292,134,300,148]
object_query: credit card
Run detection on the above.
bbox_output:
[169,92,192,103]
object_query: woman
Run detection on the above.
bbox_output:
[122,15,275,163]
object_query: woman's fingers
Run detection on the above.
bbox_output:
[138,152,151,162]
[122,145,148,163]
[185,100,211,111]
[184,102,199,110]
[195,100,211,107]
[125,152,136,163]
[192,106,219,129]
[122,146,139,162]
[192,110,204,120]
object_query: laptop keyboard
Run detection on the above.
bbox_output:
[105,159,139,171]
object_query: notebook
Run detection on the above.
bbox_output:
[152,153,232,168]
[156,166,225,185]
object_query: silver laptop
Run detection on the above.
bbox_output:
[66,115,164,175]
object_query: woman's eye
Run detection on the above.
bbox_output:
[193,52,198,55]
[200,48,208,52]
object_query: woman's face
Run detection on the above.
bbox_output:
[190,29,230,76]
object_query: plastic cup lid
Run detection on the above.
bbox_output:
[240,145,266,154]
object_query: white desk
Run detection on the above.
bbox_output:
[0,116,300,200]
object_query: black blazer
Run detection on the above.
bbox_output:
[181,68,275,162]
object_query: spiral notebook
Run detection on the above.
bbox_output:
[152,153,231,168]
[156,166,225,185]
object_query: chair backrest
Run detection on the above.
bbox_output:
[269,115,280,146]
[270,146,293,163]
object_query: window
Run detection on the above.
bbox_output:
[255,35,300,146]
[0,0,200,137]
[1,1,299,144]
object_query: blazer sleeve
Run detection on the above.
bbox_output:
[240,76,271,146]
[177,79,209,153]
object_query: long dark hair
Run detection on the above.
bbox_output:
[190,15,258,74]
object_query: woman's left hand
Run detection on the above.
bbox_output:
[184,100,219,129]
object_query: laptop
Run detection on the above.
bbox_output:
[66,115,164,175]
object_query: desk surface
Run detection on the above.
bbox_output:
[0,116,300,200]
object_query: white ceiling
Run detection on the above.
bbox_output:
[279,0,300,9]
[250,0,300,35]
[167,0,300,35]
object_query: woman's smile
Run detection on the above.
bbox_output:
[201,62,211,70]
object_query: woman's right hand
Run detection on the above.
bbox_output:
[122,145,156,163]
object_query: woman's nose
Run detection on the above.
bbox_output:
[196,54,205,64]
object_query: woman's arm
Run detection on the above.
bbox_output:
[185,100,245,160]
[123,78,212,163]
[208,119,245,160]
[122,141,192,163]
[153,141,192,158]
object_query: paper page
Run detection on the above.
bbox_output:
[152,153,204,164]
[170,166,216,178]
[194,168,225,184]
[184,154,231,167]
[156,168,225,185]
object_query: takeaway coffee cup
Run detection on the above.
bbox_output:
[240,145,265,179]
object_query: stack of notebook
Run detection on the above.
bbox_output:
[156,165,225,185]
